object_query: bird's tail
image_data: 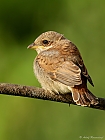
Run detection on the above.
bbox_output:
[72,88,98,106]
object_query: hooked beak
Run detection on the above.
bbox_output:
[27,43,37,49]
[27,43,44,50]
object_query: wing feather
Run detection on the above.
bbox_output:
[49,61,82,87]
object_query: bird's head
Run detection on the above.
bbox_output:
[27,31,66,54]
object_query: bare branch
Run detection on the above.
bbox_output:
[0,83,105,110]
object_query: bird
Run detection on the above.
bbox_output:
[28,31,98,106]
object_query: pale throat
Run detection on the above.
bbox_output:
[36,45,53,54]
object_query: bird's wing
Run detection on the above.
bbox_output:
[37,50,82,87]
[48,61,82,87]
[61,41,94,86]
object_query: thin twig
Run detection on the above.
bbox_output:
[0,83,105,110]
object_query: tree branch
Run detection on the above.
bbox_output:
[0,83,105,110]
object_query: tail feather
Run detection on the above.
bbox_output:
[86,89,98,105]
[72,88,98,106]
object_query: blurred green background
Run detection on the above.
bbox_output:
[0,0,105,140]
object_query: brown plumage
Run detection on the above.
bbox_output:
[28,31,98,106]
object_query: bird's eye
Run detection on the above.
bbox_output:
[42,40,49,45]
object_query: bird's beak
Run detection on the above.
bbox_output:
[27,43,44,50]
[27,43,37,49]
